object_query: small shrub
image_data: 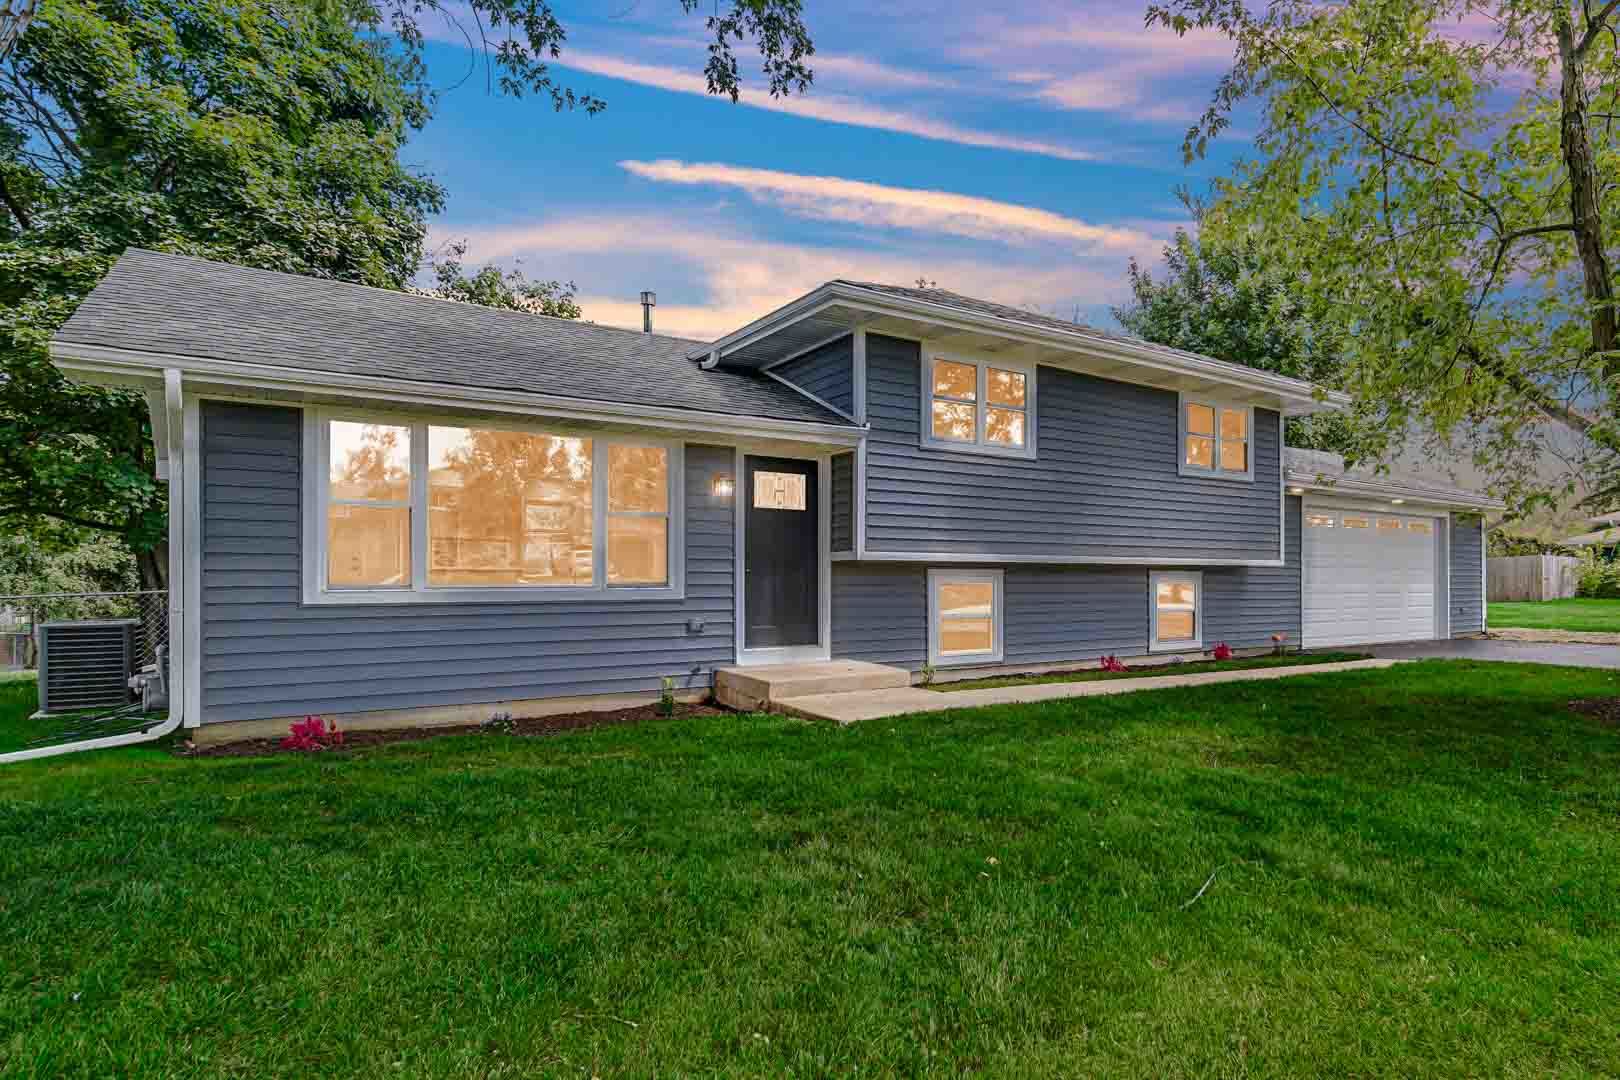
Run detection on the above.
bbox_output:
[1575,549,1620,598]
[919,663,936,687]
[659,677,676,717]
[1211,642,1234,661]
[1270,633,1289,656]
[1099,654,1128,673]
[482,711,516,735]
[281,715,342,752]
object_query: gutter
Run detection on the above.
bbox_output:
[0,370,187,764]
[1287,469,1505,513]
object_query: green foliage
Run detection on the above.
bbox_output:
[1147,0,1620,515]
[421,240,581,318]
[1575,549,1620,599]
[1113,226,1354,452]
[1488,532,1574,558]
[0,0,448,570]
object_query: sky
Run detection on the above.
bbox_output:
[404,0,1251,341]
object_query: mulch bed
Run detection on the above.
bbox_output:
[181,702,731,758]
[1568,697,1620,729]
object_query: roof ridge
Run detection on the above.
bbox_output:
[117,247,711,348]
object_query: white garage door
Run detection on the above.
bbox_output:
[1303,508,1439,647]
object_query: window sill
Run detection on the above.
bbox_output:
[301,584,686,606]
[1148,640,1202,655]
[1177,463,1253,483]
[918,436,1036,461]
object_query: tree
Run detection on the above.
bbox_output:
[419,240,581,318]
[1146,0,1620,514]
[1,0,817,588]
[1113,225,1351,451]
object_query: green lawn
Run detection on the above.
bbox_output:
[3,662,1620,1077]
[1489,597,1620,632]
[932,650,1370,691]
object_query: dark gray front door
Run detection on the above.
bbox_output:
[744,456,819,650]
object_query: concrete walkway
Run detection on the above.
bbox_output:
[1367,638,1620,669]
[779,658,1401,725]
[1490,627,1620,646]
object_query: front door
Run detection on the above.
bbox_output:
[744,456,819,651]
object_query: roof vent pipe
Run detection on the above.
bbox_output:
[640,290,656,333]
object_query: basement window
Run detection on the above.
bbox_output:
[928,569,1004,667]
[1150,571,1203,653]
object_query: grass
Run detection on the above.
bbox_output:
[1489,597,1620,633]
[930,650,1371,692]
[4,662,1620,1077]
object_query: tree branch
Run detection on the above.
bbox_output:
[1576,0,1620,58]
[0,171,31,230]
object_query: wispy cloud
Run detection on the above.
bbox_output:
[438,213,1127,340]
[552,50,1102,162]
[619,159,1156,254]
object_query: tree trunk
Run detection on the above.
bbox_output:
[1556,13,1619,379]
[136,543,167,592]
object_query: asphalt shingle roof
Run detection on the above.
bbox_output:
[55,250,852,427]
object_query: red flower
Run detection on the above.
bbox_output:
[1212,643,1234,661]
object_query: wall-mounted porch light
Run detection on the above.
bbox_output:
[1287,486,1305,496]
[1391,498,1405,505]
[712,473,735,499]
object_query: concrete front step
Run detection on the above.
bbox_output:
[715,660,912,711]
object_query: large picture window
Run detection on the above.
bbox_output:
[308,412,681,603]
[920,350,1035,458]
[1179,396,1253,481]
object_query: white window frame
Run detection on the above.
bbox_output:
[1149,570,1203,653]
[927,568,1005,667]
[918,346,1037,459]
[302,408,685,605]
[1178,395,1254,482]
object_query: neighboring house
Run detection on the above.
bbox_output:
[1561,512,1620,557]
[51,250,1502,736]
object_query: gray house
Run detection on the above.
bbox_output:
[53,250,1500,738]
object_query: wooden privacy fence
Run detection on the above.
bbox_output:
[1487,555,1580,602]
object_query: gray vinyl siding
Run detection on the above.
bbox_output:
[199,401,736,724]
[863,334,1282,561]
[830,563,927,668]
[831,510,1306,673]
[831,453,854,552]
[1203,497,1303,649]
[1449,515,1485,635]
[772,334,854,416]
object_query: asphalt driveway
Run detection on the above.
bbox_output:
[1367,638,1620,669]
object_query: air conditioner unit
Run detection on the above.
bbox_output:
[36,620,139,716]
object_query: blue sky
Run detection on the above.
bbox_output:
[405,1,1249,340]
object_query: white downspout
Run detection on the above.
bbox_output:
[0,369,187,763]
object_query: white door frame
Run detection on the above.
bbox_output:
[733,449,832,666]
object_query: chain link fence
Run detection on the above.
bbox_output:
[0,591,169,672]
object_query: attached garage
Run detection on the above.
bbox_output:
[1302,505,1444,647]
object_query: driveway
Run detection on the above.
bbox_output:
[1367,638,1620,669]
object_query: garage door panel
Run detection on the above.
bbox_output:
[1304,508,1438,647]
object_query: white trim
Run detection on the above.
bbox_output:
[927,568,1004,668]
[852,327,868,424]
[181,388,203,728]
[918,344,1037,459]
[1285,471,1503,512]
[1279,454,1288,565]
[841,549,1285,568]
[1301,495,1446,520]
[760,329,855,374]
[1149,570,1204,653]
[301,408,686,605]
[51,342,865,447]
[733,452,832,666]
[1177,395,1254,482]
[854,439,869,559]
[762,368,861,425]
[691,283,1346,415]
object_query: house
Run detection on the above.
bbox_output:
[1561,512,1620,557]
[51,249,1501,739]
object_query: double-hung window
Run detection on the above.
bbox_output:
[1149,571,1202,653]
[1180,396,1252,480]
[922,350,1035,457]
[927,569,1004,667]
[308,411,681,603]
